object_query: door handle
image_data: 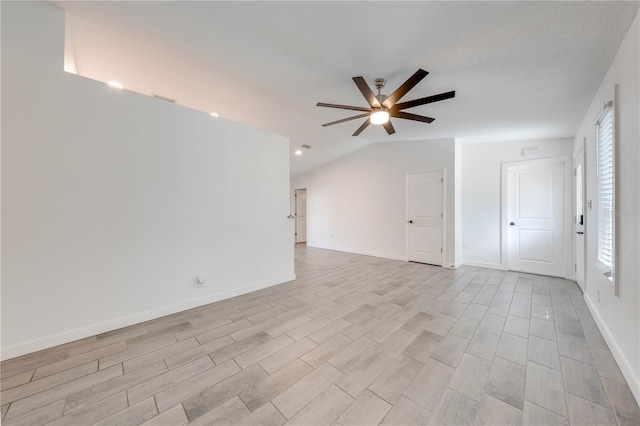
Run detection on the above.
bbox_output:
[407,220,413,224]
[509,222,517,227]
[576,231,584,235]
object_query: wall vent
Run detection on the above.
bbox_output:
[301,144,312,149]
[152,94,176,104]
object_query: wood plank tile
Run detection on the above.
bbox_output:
[4,364,122,420]
[368,354,422,404]
[466,330,499,362]
[285,384,353,425]
[423,314,457,336]
[377,327,418,359]
[210,332,272,364]
[335,389,391,426]
[154,359,240,412]
[0,370,33,392]
[123,338,199,372]
[99,335,177,370]
[1,399,64,426]
[403,358,454,411]
[271,362,343,419]
[265,315,311,338]
[307,318,350,344]
[189,396,250,426]
[64,359,167,413]
[234,334,295,369]
[334,350,392,398]
[1,361,97,404]
[301,334,353,368]
[140,404,189,426]
[94,397,157,426]
[591,346,627,383]
[233,402,286,426]
[239,359,313,412]
[328,336,379,372]
[366,318,404,343]
[529,317,557,341]
[259,338,317,374]
[127,356,214,405]
[31,342,126,380]
[49,391,128,425]
[182,363,268,421]
[195,319,252,344]
[287,317,331,340]
[380,396,432,425]
[229,317,282,342]
[400,330,440,362]
[164,335,234,370]
[504,315,529,338]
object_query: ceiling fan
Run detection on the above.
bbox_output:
[317,69,455,136]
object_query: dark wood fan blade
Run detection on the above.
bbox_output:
[317,102,371,112]
[391,111,435,123]
[382,120,396,135]
[353,118,370,136]
[353,76,381,108]
[322,113,370,127]
[382,69,429,108]
[394,91,456,111]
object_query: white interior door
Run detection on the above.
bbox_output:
[407,171,442,265]
[507,161,564,277]
[295,189,306,243]
[574,145,585,291]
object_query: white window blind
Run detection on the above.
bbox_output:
[596,102,614,272]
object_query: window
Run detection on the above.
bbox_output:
[596,101,614,278]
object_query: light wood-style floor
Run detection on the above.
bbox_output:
[2,245,639,425]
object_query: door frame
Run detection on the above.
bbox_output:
[294,188,307,244]
[573,141,586,291]
[405,168,446,265]
[500,156,573,277]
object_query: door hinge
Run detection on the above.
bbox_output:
[441,178,443,183]
[574,263,577,271]
[441,248,443,253]
[441,213,443,218]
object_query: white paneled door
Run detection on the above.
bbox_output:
[507,161,564,277]
[295,189,307,243]
[407,170,443,266]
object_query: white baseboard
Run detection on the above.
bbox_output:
[585,292,640,405]
[308,244,407,262]
[1,273,296,360]
[462,260,508,270]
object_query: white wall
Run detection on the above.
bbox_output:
[291,138,458,266]
[574,11,639,402]
[1,1,294,359]
[461,138,573,270]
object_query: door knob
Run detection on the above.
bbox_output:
[408,220,413,224]
[509,222,517,226]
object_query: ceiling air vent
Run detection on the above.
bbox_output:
[152,94,176,104]
[301,144,312,149]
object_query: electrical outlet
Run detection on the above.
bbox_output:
[196,275,205,288]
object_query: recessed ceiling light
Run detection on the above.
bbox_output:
[295,150,303,156]
[210,112,219,117]
[108,81,123,89]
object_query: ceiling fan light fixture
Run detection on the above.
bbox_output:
[370,108,390,125]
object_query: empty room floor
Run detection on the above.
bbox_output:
[2,245,639,425]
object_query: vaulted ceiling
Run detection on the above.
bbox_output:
[54,1,639,177]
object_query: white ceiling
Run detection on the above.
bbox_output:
[53,1,639,177]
